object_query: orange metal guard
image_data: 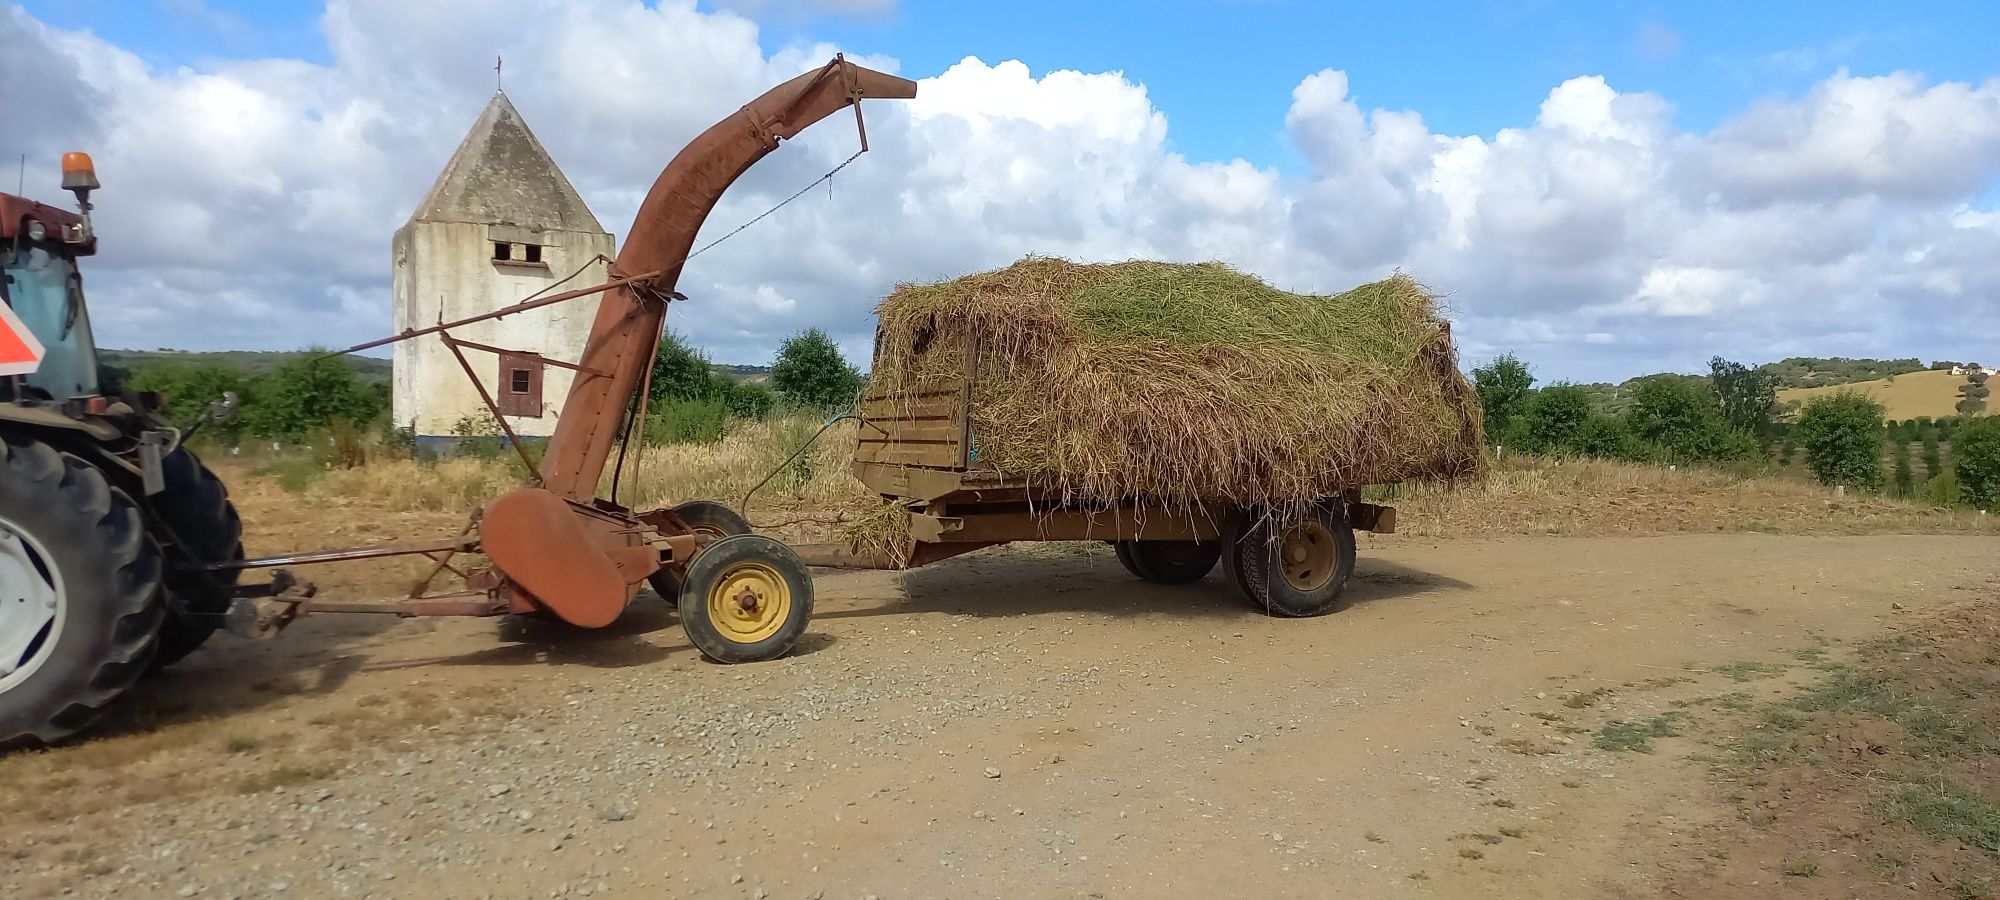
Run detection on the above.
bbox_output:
[541,56,918,499]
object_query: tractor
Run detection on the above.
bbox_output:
[0,152,247,748]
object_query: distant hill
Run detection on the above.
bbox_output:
[101,349,392,385]
[1758,357,1926,389]
[1778,368,1984,421]
[1570,358,1942,414]
[712,363,770,384]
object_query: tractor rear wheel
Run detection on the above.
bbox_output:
[0,437,164,750]
[677,534,814,663]
[647,500,753,601]
[151,448,244,667]
[1114,540,1222,584]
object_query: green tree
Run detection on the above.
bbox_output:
[1472,353,1535,444]
[1709,356,1777,440]
[1625,376,1753,462]
[1959,378,1992,416]
[649,331,726,403]
[1504,383,1593,456]
[240,353,387,441]
[1954,415,2000,510]
[770,328,862,409]
[1794,393,1885,492]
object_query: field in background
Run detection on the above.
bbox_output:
[231,414,1998,566]
[1778,368,1976,421]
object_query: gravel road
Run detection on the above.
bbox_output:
[4,533,1991,899]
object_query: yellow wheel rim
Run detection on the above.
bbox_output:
[1280,521,1337,592]
[706,561,791,644]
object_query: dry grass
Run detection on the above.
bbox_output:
[304,416,872,534]
[279,429,1996,546]
[1385,455,2000,538]
[871,258,1483,511]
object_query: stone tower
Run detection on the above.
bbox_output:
[392,91,614,443]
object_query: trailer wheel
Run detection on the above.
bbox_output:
[152,448,244,667]
[1233,503,1356,618]
[0,437,164,750]
[677,534,813,663]
[1114,540,1221,584]
[647,500,753,601]
[1221,514,1262,605]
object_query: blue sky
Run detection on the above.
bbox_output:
[7,1,2000,379]
[25,0,2000,174]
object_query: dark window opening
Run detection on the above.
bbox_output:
[492,242,511,261]
[509,369,532,394]
[523,244,542,264]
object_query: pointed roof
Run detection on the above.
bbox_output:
[409,92,605,233]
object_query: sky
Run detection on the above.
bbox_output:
[4,0,1999,382]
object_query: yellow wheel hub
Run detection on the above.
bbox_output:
[1280,521,1337,592]
[706,561,791,644]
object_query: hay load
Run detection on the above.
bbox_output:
[867,257,1483,508]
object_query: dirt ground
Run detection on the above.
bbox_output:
[3,513,1995,898]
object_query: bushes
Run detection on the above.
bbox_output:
[645,397,729,446]
[1891,439,1914,498]
[1954,416,2000,511]
[1794,393,1885,492]
[127,351,387,444]
[1626,376,1756,463]
[1476,355,1755,465]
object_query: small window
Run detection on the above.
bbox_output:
[509,369,531,394]
[492,242,511,261]
[523,244,542,264]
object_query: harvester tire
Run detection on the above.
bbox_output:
[151,448,244,667]
[677,534,814,664]
[0,437,164,751]
[1233,502,1356,618]
[1115,540,1221,584]
[647,500,753,601]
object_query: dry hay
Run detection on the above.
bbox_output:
[870,257,1482,509]
[838,498,915,566]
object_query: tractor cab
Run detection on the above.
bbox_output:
[0,152,103,402]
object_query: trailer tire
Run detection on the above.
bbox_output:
[151,448,244,667]
[1221,513,1263,605]
[1115,540,1221,584]
[677,534,814,664]
[647,500,753,601]
[1234,503,1356,618]
[0,437,164,751]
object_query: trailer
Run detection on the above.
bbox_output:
[784,342,1401,617]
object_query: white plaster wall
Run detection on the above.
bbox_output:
[391,222,613,437]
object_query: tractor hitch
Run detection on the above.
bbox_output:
[223,569,318,640]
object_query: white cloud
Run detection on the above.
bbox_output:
[3,1,1999,381]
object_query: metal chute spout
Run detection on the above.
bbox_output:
[540,56,918,499]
